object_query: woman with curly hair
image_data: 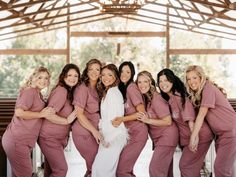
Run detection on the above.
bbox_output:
[72,59,103,177]
[157,68,213,177]
[136,71,178,177]
[38,63,80,177]
[92,64,128,177]
[185,65,236,177]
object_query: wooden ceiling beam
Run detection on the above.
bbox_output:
[183,0,233,9]
[133,13,236,36]
[0,7,99,30]
[0,15,114,41]
[0,1,41,28]
[148,1,236,22]
[0,49,67,55]
[71,31,166,37]
[0,13,107,37]
[140,8,236,31]
[118,15,236,40]
[0,0,55,11]
[0,1,98,22]
[169,49,236,55]
[42,0,66,27]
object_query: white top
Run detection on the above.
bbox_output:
[99,86,128,146]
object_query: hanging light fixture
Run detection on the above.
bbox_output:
[100,0,145,14]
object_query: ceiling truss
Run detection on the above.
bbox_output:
[0,0,236,40]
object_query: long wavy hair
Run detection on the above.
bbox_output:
[54,63,81,104]
[157,68,188,108]
[118,61,135,101]
[99,64,120,99]
[81,59,103,99]
[185,65,226,108]
[136,71,156,109]
[21,66,50,91]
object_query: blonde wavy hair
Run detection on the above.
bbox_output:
[21,66,50,91]
[136,71,156,107]
[185,65,226,108]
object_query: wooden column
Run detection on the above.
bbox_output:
[166,5,170,68]
[66,3,70,64]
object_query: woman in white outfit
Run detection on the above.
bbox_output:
[92,64,129,177]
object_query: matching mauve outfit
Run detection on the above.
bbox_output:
[2,87,45,177]
[71,83,100,177]
[38,86,73,177]
[168,93,213,177]
[200,81,236,177]
[147,92,179,177]
[116,82,148,177]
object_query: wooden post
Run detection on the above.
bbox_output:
[166,4,170,68]
[117,43,121,56]
[66,3,70,64]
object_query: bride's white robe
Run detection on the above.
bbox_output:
[92,86,129,177]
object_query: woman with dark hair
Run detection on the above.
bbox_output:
[136,71,178,177]
[72,59,103,177]
[185,65,236,177]
[2,66,53,177]
[92,64,128,177]
[38,63,80,177]
[157,68,213,177]
[112,61,148,177]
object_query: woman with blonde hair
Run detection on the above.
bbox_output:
[157,68,213,177]
[2,66,54,177]
[185,65,236,177]
[136,71,178,177]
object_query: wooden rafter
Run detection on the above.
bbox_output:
[0,15,114,41]
[0,0,235,40]
[0,7,99,30]
[0,1,97,22]
[0,0,55,11]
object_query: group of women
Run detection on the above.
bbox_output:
[2,59,236,177]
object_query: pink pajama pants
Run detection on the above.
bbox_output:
[2,135,33,177]
[116,125,148,177]
[72,133,98,177]
[38,137,68,177]
[149,145,176,177]
[180,141,212,177]
[214,136,236,177]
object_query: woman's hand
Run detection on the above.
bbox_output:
[112,117,123,127]
[40,107,55,118]
[189,133,199,152]
[92,130,104,144]
[137,112,150,124]
[67,110,77,124]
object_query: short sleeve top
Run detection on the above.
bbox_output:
[147,92,178,146]
[5,87,45,147]
[201,81,236,137]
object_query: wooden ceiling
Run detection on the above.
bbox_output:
[0,0,236,41]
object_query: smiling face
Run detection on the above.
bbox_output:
[186,70,201,92]
[64,69,79,87]
[158,75,173,94]
[88,63,101,83]
[137,74,151,94]
[101,68,116,88]
[33,72,50,90]
[120,65,132,84]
